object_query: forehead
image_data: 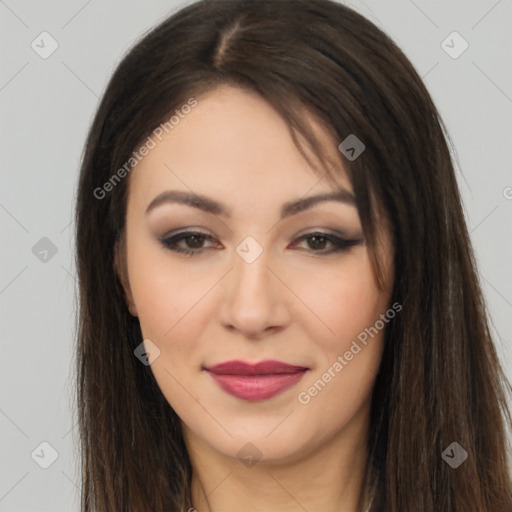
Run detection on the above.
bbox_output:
[127,84,351,197]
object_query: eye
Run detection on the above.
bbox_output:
[291,231,363,255]
[160,230,218,256]
[160,230,363,257]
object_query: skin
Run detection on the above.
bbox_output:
[115,84,394,512]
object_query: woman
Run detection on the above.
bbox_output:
[74,0,512,510]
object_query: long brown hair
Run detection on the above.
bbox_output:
[74,0,512,510]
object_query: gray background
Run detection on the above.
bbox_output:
[1,0,511,510]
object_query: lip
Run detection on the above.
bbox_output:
[204,360,309,401]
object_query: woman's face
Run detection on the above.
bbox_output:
[116,84,394,464]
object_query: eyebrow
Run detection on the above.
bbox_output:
[145,188,357,219]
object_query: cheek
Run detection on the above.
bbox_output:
[130,269,205,348]
[287,250,389,351]
[126,239,218,362]
[289,253,389,409]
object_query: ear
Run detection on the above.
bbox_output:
[114,237,138,317]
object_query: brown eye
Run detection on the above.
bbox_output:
[305,234,330,251]
[160,231,218,256]
[292,232,363,254]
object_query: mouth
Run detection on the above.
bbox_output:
[203,360,309,402]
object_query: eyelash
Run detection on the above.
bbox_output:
[159,230,362,257]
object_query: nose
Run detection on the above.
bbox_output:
[216,245,291,339]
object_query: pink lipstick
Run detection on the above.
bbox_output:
[204,360,309,401]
